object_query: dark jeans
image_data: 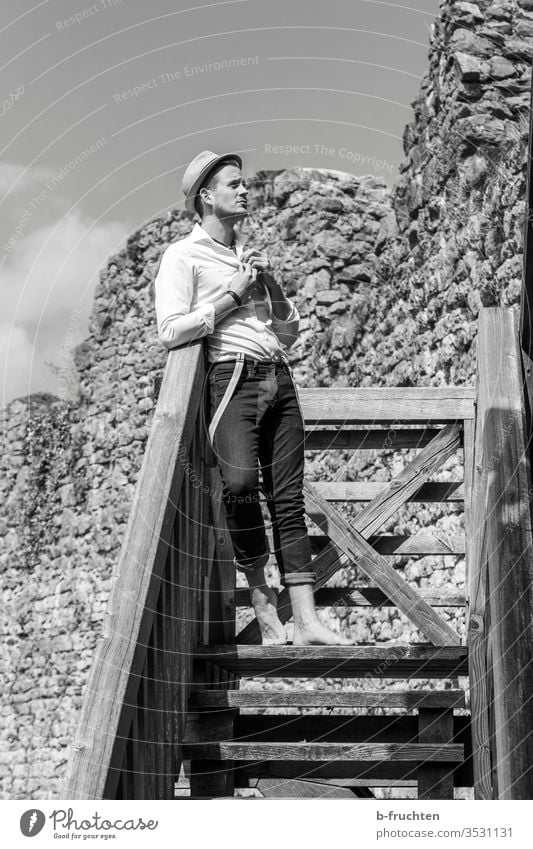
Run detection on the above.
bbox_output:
[207,357,316,586]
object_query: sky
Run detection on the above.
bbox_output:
[0,0,441,405]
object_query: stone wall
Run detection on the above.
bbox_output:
[350,0,532,388]
[1,0,532,800]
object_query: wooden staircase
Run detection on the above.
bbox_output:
[63,308,533,801]
[182,376,472,798]
[185,654,470,799]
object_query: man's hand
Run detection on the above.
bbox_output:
[242,248,271,276]
[241,248,281,296]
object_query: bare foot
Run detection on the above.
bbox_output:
[293,621,355,646]
[250,585,287,646]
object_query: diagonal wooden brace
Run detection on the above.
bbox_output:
[302,481,460,646]
[236,424,461,645]
[324,424,462,539]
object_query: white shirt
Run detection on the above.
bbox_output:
[154,222,300,361]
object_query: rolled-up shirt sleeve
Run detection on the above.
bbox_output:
[154,245,215,350]
[270,298,300,349]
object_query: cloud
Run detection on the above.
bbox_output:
[1,210,129,406]
[0,161,55,196]
[0,323,46,404]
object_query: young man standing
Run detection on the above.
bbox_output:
[154,150,352,646]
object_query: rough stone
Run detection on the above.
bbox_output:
[488,56,517,79]
[454,51,486,82]
[449,28,496,58]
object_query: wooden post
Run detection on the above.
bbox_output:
[417,708,455,799]
[475,308,533,799]
[465,402,493,799]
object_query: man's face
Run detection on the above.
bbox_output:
[202,163,248,221]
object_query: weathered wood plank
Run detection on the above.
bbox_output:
[417,708,455,799]
[312,481,464,502]
[280,778,417,788]
[299,387,475,424]
[234,763,430,782]
[303,480,460,645]
[256,778,369,798]
[131,692,145,799]
[196,645,469,678]
[235,761,459,782]
[235,586,465,608]
[154,572,171,799]
[464,405,493,801]
[476,309,533,799]
[183,742,464,762]
[145,612,158,799]
[231,717,472,785]
[304,427,446,451]
[174,425,213,794]
[189,467,238,798]
[189,710,236,798]
[315,585,465,607]
[190,689,466,710]
[308,533,465,556]
[62,343,207,800]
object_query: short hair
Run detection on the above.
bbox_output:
[194,157,241,217]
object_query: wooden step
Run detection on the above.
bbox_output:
[190,689,466,710]
[186,713,471,754]
[183,741,464,762]
[233,759,470,783]
[195,645,469,678]
[252,776,417,789]
[255,777,374,798]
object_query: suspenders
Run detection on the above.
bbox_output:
[207,351,245,448]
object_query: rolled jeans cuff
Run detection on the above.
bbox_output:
[233,551,270,574]
[281,571,317,586]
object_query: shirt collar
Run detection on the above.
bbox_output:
[189,222,244,258]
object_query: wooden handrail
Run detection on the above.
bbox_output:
[469,308,533,799]
[298,386,475,424]
[63,342,212,799]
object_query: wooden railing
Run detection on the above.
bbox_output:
[62,342,235,799]
[467,307,533,799]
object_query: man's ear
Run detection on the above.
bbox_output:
[199,186,212,208]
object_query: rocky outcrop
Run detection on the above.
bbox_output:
[351,0,532,388]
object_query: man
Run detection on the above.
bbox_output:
[154,150,352,646]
